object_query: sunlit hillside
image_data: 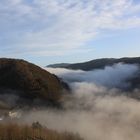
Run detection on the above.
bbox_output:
[0,123,83,140]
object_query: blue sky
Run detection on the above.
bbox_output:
[0,0,140,66]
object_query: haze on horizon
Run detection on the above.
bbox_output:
[0,0,140,66]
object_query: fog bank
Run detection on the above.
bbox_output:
[19,63,140,140]
[46,63,139,89]
[22,92,140,140]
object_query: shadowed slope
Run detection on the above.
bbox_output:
[0,58,67,106]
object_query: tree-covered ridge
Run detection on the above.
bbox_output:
[0,58,68,107]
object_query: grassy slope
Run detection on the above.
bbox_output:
[0,123,83,140]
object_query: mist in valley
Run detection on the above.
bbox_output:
[0,63,140,140]
[9,63,140,140]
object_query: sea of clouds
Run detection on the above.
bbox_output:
[17,63,140,140]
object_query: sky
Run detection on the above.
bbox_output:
[0,0,140,66]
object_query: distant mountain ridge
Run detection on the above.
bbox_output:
[47,57,140,97]
[47,63,70,68]
[47,57,140,71]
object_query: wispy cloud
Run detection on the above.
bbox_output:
[0,0,140,56]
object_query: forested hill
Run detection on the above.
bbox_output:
[0,58,68,108]
[47,57,140,71]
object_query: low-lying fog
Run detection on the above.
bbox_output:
[3,63,140,140]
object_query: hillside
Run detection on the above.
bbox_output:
[47,57,140,71]
[0,58,68,107]
[0,123,83,140]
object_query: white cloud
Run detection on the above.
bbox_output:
[46,63,139,89]
[0,0,140,56]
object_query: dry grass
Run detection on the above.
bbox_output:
[0,123,84,140]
